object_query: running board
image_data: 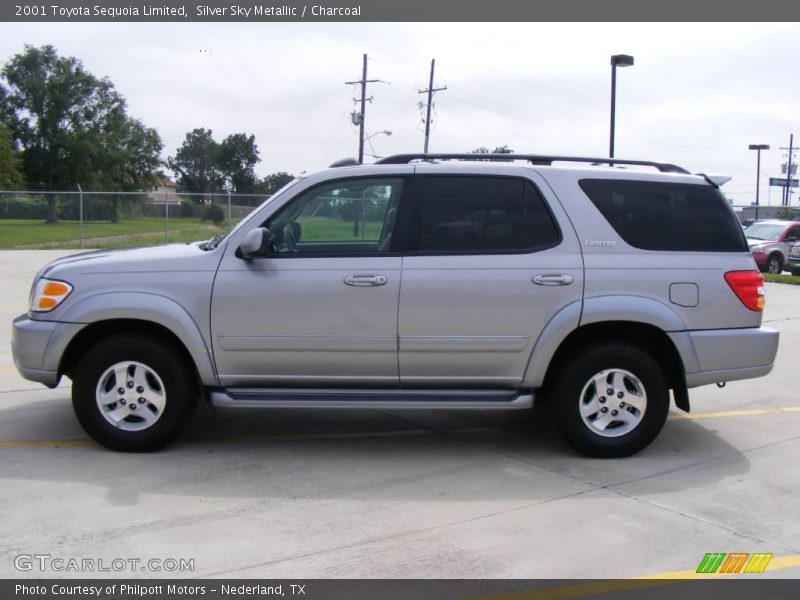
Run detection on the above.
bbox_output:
[209,388,534,410]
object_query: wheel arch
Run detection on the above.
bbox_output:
[537,321,689,412]
[57,292,217,386]
[59,319,207,390]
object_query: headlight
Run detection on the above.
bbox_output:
[750,245,766,253]
[30,278,73,313]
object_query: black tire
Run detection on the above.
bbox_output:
[550,341,670,458]
[766,254,783,274]
[72,334,197,452]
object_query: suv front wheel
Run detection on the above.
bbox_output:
[766,254,783,274]
[551,341,670,458]
[72,334,196,452]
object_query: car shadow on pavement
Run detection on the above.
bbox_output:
[0,394,752,506]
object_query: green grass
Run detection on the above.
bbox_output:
[297,215,382,241]
[0,218,229,249]
[763,272,800,285]
[0,215,377,250]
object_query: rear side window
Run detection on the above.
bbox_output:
[411,176,560,253]
[579,179,747,252]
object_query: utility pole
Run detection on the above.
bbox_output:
[781,134,795,206]
[345,54,381,164]
[418,58,447,153]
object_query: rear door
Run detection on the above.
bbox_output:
[397,167,584,388]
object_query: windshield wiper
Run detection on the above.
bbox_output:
[203,234,225,250]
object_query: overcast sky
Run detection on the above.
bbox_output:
[1,22,799,205]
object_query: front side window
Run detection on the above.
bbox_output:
[785,226,800,242]
[266,178,403,254]
[410,176,560,253]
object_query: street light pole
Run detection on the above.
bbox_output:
[363,130,392,159]
[609,54,634,159]
[749,144,769,221]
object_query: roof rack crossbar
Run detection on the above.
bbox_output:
[374,153,690,174]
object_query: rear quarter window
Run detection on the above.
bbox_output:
[579,179,747,252]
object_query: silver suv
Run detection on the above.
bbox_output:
[11,153,780,457]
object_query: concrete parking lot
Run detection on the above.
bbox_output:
[0,250,799,580]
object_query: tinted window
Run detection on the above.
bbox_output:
[412,176,560,253]
[579,179,747,252]
[266,178,402,254]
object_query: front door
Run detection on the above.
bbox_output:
[212,175,408,387]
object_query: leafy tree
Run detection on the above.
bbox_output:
[218,133,259,192]
[94,116,164,222]
[259,171,294,195]
[0,45,163,222]
[169,129,262,197]
[168,128,224,196]
[0,123,23,187]
[471,145,514,154]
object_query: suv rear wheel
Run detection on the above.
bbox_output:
[72,334,196,452]
[551,341,670,458]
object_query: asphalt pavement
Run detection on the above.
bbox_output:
[1,250,798,581]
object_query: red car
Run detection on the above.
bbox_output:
[743,220,800,274]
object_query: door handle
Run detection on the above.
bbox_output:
[344,274,387,287]
[532,274,574,286]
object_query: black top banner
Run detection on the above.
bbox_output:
[1,0,796,22]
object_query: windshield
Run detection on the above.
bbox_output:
[201,178,304,249]
[744,223,786,241]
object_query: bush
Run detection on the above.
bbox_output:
[0,195,49,219]
[202,203,225,224]
[180,199,195,218]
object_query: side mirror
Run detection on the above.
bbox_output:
[785,236,797,243]
[238,227,272,259]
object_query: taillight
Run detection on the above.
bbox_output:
[724,271,765,311]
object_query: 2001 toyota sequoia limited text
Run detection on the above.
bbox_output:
[12,153,780,457]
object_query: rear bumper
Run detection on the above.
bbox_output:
[11,314,85,387]
[671,326,779,388]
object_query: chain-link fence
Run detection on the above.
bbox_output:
[0,189,268,249]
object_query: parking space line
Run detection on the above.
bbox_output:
[670,407,800,420]
[461,554,800,600]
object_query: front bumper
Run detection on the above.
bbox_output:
[11,315,85,387]
[670,326,780,388]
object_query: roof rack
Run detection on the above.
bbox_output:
[374,153,690,174]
